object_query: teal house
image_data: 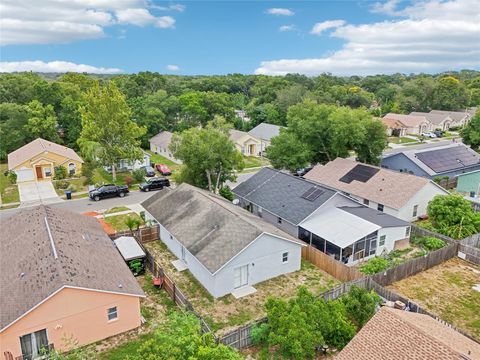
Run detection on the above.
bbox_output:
[456,170,480,195]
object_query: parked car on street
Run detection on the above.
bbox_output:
[293,166,313,177]
[141,165,156,177]
[89,184,129,201]
[421,132,437,138]
[155,163,172,176]
[139,177,170,192]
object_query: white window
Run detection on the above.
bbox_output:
[282,252,289,263]
[107,306,118,321]
[405,227,411,237]
[68,163,76,175]
[377,204,384,212]
[363,199,370,206]
[44,167,52,177]
[413,205,418,217]
[379,235,386,246]
[234,265,248,288]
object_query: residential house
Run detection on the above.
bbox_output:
[303,157,449,221]
[410,111,453,131]
[0,206,144,360]
[229,129,262,157]
[142,183,304,298]
[149,131,181,164]
[430,108,476,127]
[381,143,480,179]
[380,117,408,137]
[456,170,480,195]
[382,113,433,135]
[233,168,411,265]
[336,307,480,360]
[104,151,151,173]
[234,109,251,122]
[7,138,83,182]
[247,123,283,153]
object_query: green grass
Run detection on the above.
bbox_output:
[105,206,130,214]
[0,163,20,204]
[104,213,144,232]
[388,137,418,144]
[146,150,177,167]
[98,332,155,360]
[243,156,269,169]
[52,177,88,195]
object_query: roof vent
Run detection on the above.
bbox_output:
[118,284,123,288]
[20,272,25,277]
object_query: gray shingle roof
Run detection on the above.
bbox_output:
[0,206,144,331]
[248,123,283,141]
[149,131,173,148]
[339,206,410,228]
[410,111,451,126]
[233,167,338,225]
[142,183,300,274]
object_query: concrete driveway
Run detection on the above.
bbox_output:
[18,181,62,205]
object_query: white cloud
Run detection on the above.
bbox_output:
[0,60,122,74]
[152,4,186,12]
[266,8,294,16]
[310,20,346,35]
[0,0,176,45]
[279,24,295,32]
[166,64,180,71]
[255,0,480,75]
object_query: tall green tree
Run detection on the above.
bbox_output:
[24,100,61,142]
[355,119,388,165]
[0,103,29,159]
[78,82,145,181]
[461,112,480,151]
[170,116,244,193]
[431,76,470,111]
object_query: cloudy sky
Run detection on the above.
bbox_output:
[1,0,479,75]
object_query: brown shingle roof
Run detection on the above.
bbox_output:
[142,183,302,273]
[303,157,437,210]
[336,307,480,360]
[380,117,406,129]
[383,113,430,127]
[8,138,83,170]
[0,206,144,331]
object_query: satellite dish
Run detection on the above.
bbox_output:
[232,199,240,205]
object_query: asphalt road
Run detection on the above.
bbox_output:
[0,189,157,220]
[383,139,457,155]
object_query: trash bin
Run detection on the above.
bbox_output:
[65,190,72,200]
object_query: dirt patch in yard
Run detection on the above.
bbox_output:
[144,241,339,336]
[388,257,480,341]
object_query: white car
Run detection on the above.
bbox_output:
[421,132,437,138]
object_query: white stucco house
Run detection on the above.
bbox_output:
[248,123,283,154]
[149,131,182,164]
[304,157,450,221]
[104,151,150,173]
[142,183,304,298]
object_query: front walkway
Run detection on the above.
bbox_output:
[18,181,62,206]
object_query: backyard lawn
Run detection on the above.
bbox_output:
[144,240,338,336]
[0,163,19,204]
[146,150,182,172]
[243,156,270,169]
[388,257,480,341]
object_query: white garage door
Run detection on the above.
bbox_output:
[15,169,35,182]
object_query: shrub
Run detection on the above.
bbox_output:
[66,184,77,193]
[53,165,67,180]
[359,257,390,275]
[129,259,144,275]
[124,175,133,187]
[81,161,96,185]
[132,168,146,182]
[7,171,17,184]
[219,186,234,201]
[54,180,70,190]
[341,286,381,328]
[251,323,270,345]
[416,236,446,251]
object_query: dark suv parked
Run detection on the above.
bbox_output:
[139,177,170,192]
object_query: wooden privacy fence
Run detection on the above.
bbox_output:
[218,318,268,349]
[371,242,458,286]
[301,245,363,282]
[109,224,160,242]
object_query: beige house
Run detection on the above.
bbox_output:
[7,138,84,182]
[0,206,144,359]
[229,129,261,157]
[410,111,453,131]
[382,113,432,135]
[149,131,181,164]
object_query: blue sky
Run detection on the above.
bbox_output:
[1,0,479,75]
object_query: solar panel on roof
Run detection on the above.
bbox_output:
[415,146,480,173]
[339,164,380,184]
[301,186,324,201]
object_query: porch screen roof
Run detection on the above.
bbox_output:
[299,207,381,248]
[114,236,146,261]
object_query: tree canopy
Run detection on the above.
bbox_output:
[461,112,480,151]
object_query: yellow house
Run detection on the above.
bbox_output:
[229,129,262,157]
[7,138,84,182]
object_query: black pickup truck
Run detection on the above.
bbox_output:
[89,184,129,201]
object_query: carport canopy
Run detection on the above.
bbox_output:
[114,236,146,261]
